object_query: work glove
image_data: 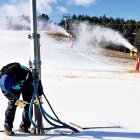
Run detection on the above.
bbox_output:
[15,100,29,108]
[34,96,43,105]
[15,96,43,108]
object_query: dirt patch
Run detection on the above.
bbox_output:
[100,48,136,68]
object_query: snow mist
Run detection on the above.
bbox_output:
[45,22,70,36]
[75,22,134,51]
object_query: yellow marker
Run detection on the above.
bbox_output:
[130,52,133,57]
[134,53,137,56]
[130,51,137,57]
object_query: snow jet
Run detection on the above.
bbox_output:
[75,22,134,51]
[44,22,70,37]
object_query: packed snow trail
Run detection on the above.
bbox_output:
[0,31,140,140]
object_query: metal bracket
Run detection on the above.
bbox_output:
[28,33,40,40]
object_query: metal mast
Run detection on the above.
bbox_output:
[63,14,71,30]
[29,0,42,134]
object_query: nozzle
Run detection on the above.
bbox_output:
[130,46,138,53]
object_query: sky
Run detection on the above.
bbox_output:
[0,0,140,22]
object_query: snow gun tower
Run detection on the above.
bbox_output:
[29,0,42,134]
[28,0,79,135]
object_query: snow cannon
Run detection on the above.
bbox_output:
[130,46,137,57]
[129,46,140,71]
[68,34,72,38]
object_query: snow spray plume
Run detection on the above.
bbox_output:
[44,22,70,37]
[0,0,57,30]
[74,22,134,51]
[0,0,30,30]
[0,16,30,30]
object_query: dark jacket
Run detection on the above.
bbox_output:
[0,64,33,100]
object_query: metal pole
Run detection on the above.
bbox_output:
[29,0,43,134]
[65,17,67,30]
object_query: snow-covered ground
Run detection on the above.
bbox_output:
[0,30,140,140]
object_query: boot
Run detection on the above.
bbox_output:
[18,128,31,133]
[4,130,15,136]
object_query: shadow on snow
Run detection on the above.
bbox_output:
[13,130,140,140]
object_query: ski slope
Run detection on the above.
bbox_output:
[0,30,140,140]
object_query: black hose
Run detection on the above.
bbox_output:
[41,92,79,132]
[42,92,61,122]
[29,79,79,133]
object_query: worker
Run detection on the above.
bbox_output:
[0,62,43,136]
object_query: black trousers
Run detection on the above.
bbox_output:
[4,82,34,131]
